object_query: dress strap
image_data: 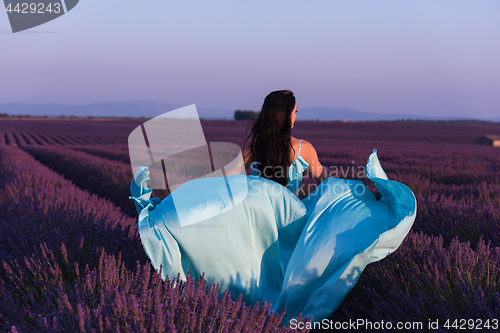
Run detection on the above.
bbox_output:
[298,140,302,155]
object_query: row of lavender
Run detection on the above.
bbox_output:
[22,146,138,217]
[287,126,500,330]
[3,118,500,331]
[13,144,500,331]
[0,119,142,147]
[0,148,295,332]
[330,232,500,332]
[0,119,141,136]
[315,141,500,248]
[2,119,500,146]
[0,132,120,147]
[202,119,500,144]
[41,140,500,249]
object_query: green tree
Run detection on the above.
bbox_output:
[234,110,259,120]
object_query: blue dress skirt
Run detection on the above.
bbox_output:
[129,149,416,323]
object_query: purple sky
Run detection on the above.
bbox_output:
[1,1,499,118]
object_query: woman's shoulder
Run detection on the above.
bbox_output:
[298,138,311,146]
[294,139,319,163]
[294,139,315,153]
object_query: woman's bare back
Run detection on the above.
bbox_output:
[244,137,326,182]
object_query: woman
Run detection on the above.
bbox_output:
[130,91,416,324]
[243,90,327,193]
[243,90,381,200]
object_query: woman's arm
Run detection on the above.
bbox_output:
[300,140,328,184]
[300,141,381,200]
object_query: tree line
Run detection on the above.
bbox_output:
[234,110,259,120]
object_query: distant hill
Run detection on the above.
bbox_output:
[295,107,493,122]
[296,107,433,121]
[0,101,234,120]
[0,101,497,122]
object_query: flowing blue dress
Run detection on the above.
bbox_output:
[130,149,416,323]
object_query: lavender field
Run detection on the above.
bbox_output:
[1,118,499,332]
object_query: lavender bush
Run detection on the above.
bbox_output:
[0,148,144,268]
[1,244,298,333]
[22,146,138,216]
[0,119,142,147]
[1,119,500,332]
[72,145,130,164]
[0,147,300,332]
[327,231,500,332]
[286,134,500,247]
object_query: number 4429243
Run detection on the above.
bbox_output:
[443,319,498,330]
[5,3,62,14]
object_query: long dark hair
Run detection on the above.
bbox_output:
[244,90,296,187]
